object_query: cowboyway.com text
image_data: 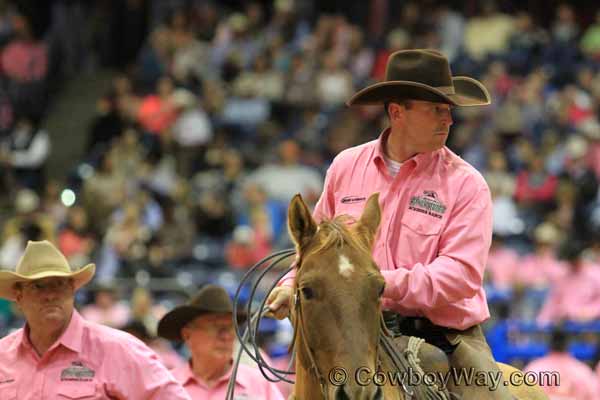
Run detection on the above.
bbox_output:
[327,366,559,391]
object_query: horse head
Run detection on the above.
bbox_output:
[288,193,392,400]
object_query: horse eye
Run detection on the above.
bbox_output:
[378,284,385,297]
[301,287,315,300]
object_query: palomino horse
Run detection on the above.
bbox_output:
[287,193,548,399]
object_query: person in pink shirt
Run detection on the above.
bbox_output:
[486,235,520,290]
[0,240,190,400]
[267,49,513,399]
[121,320,185,371]
[596,360,600,392]
[157,284,284,400]
[538,241,600,325]
[524,326,598,400]
[516,222,567,289]
[80,284,131,328]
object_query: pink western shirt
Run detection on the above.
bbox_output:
[282,129,493,330]
[172,361,284,400]
[486,245,520,289]
[525,352,599,400]
[80,302,131,328]
[537,263,600,324]
[596,361,600,392]
[515,250,568,289]
[0,310,191,400]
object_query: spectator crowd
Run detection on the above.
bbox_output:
[1,0,600,398]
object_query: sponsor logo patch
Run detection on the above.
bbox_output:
[0,377,14,385]
[60,361,95,382]
[408,191,446,219]
[340,196,366,204]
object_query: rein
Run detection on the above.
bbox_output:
[293,287,329,398]
[227,250,451,400]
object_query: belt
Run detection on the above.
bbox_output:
[382,311,457,355]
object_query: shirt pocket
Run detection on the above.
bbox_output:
[56,383,99,399]
[0,384,17,400]
[401,212,442,236]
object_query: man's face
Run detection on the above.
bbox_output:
[391,100,454,153]
[182,314,235,366]
[14,277,75,331]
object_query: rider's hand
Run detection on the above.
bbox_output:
[266,286,294,320]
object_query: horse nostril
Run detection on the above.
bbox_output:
[334,385,350,400]
[373,386,383,400]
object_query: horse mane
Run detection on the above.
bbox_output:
[309,214,371,257]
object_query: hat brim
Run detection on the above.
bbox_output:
[0,263,96,301]
[346,76,491,107]
[157,305,247,342]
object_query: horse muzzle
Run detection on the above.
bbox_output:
[333,384,383,400]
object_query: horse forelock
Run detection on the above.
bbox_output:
[306,215,371,261]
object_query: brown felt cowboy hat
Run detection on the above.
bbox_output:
[0,240,95,301]
[347,49,491,107]
[157,284,247,342]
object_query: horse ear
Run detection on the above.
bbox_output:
[288,194,317,249]
[356,193,381,248]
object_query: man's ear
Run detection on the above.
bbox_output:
[13,284,23,303]
[181,326,190,342]
[355,193,381,250]
[288,194,317,250]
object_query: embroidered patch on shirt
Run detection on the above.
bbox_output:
[60,361,95,381]
[408,191,447,219]
[0,376,15,385]
[340,195,366,204]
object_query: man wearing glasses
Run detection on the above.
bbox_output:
[157,284,284,399]
[0,240,191,400]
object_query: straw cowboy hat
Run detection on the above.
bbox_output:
[0,240,95,301]
[347,49,491,107]
[157,284,246,342]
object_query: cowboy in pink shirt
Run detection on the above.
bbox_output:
[157,284,284,400]
[537,242,600,325]
[267,50,514,399]
[0,240,190,400]
[524,327,598,400]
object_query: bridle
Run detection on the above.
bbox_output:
[227,249,450,400]
[292,283,414,400]
[292,288,329,398]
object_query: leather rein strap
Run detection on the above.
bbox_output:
[293,287,422,400]
[294,289,330,399]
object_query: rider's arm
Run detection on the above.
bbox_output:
[381,175,493,308]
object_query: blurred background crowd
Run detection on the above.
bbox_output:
[1,0,600,396]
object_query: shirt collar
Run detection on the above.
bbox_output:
[176,361,196,386]
[12,309,82,355]
[57,309,83,353]
[180,359,248,389]
[7,327,26,352]
[373,128,440,170]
